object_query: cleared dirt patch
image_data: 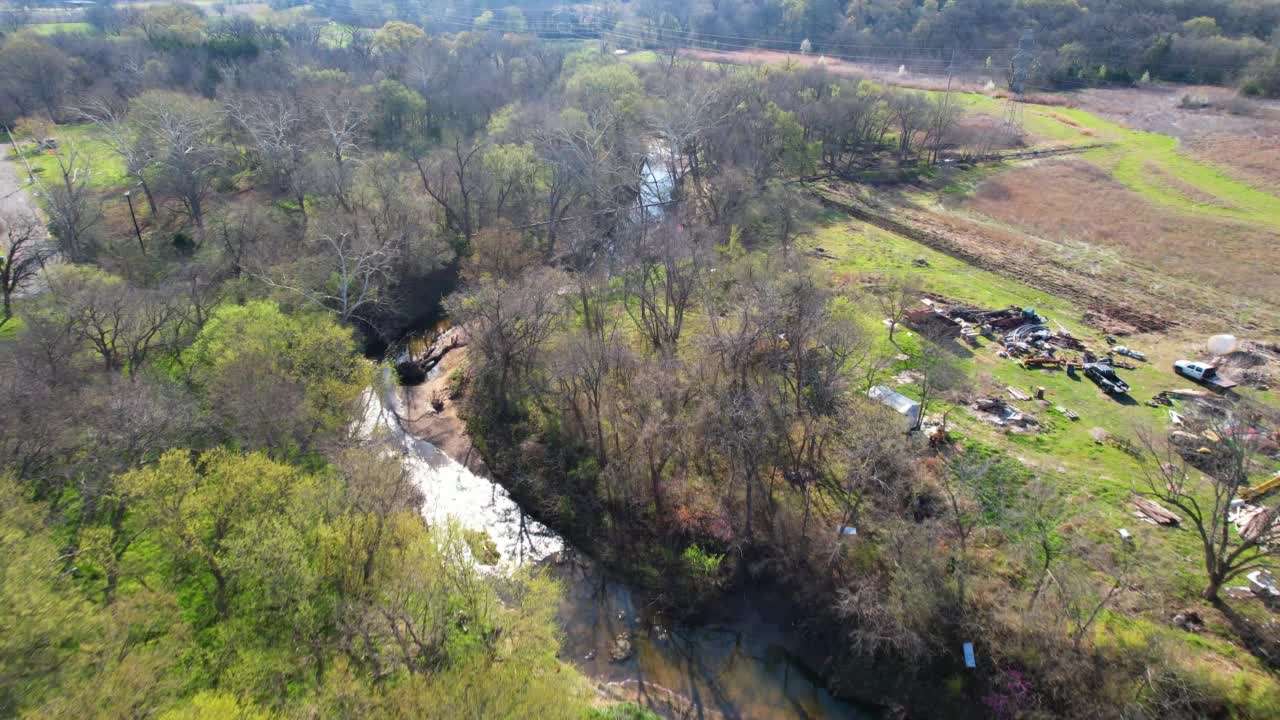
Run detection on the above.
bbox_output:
[965,159,1280,307]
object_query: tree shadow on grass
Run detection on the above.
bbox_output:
[1213,598,1280,672]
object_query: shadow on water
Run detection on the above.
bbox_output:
[361,259,461,358]
[550,551,873,720]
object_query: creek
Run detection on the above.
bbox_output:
[363,371,872,719]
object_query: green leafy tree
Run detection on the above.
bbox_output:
[118,449,310,620]
[365,80,428,146]
[184,300,371,450]
[565,62,643,128]
[0,475,104,716]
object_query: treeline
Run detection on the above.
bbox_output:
[1,4,1274,718]
[611,0,1280,94]
[0,7,653,719]
[288,0,1280,96]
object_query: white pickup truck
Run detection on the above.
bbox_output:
[1174,361,1238,391]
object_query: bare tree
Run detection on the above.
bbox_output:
[1136,417,1280,602]
[532,114,632,247]
[40,143,101,262]
[875,274,922,349]
[1016,478,1069,610]
[0,209,50,326]
[412,138,488,242]
[128,90,224,229]
[647,83,725,197]
[622,220,705,354]
[79,98,159,215]
[1050,540,1136,649]
[309,93,366,209]
[226,93,311,223]
[912,341,967,432]
[39,265,182,373]
[886,89,933,157]
[446,267,565,413]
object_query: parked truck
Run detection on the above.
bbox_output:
[1173,360,1238,391]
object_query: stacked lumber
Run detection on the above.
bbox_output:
[1007,386,1032,401]
[1133,497,1181,526]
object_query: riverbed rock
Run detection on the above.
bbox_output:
[610,632,633,662]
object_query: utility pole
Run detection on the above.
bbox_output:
[125,190,146,255]
[932,48,957,164]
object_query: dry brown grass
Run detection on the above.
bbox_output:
[1186,134,1280,191]
[964,159,1280,307]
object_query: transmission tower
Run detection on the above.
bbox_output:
[1003,29,1035,141]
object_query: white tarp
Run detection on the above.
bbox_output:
[867,385,921,428]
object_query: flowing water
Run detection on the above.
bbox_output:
[364,371,563,567]
[366,366,870,717]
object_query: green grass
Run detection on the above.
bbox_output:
[0,315,24,341]
[13,124,129,191]
[807,210,1280,709]
[26,22,93,35]
[620,49,661,65]
[805,217,1242,592]
[1095,612,1280,717]
[810,218,1077,322]
[956,92,1280,228]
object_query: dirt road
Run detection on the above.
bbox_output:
[1,141,53,298]
[0,143,41,223]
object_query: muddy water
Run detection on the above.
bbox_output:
[553,552,872,720]
[367,372,869,718]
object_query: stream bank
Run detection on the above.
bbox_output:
[370,363,874,719]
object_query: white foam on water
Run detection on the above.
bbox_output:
[360,373,564,571]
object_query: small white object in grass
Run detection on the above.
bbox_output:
[1118,528,1132,542]
[840,525,857,536]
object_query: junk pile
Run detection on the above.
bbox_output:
[972,396,1039,430]
[908,300,1143,386]
[1215,340,1278,390]
[1230,499,1278,544]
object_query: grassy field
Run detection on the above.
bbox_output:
[11,124,129,191]
[26,22,94,35]
[803,216,1280,715]
[916,91,1280,332]
[958,93,1280,227]
[804,86,1280,701]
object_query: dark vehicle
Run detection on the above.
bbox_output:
[1084,362,1130,394]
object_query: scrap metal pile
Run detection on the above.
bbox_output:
[905,300,1141,397]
